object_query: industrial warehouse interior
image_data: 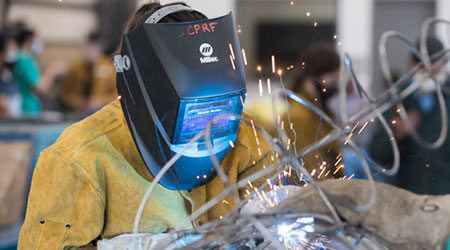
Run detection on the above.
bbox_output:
[0,0,449,249]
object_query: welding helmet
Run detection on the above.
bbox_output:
[115,5,246,190]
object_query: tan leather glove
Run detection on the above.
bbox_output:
[270,179,450,250]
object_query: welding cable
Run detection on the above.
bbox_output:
[133,131,206,249]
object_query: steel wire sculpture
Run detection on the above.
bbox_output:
[130,17,449,250]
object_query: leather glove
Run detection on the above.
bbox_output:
[270,179,450,250]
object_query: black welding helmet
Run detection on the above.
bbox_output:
[115,5,246,190]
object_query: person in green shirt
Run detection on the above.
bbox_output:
[13,29,64,116]
[13,29,44,116]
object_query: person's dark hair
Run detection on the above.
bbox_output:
[115,2,207,54]
[0,33,5,53]
[88,31,103,44]
[15,28,35,47]
[290,42,340,93]
[412,37,444,63]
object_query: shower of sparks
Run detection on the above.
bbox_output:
[334,157,342,166]
[344,122,359,145]
[333,164,344,175]
[317,167,327,179]
[267,78,272,94]
[240,95,245,107]
[272,55,276,73]
[259,79,264,96]
[358,121,369,134]
[242,49,248,66]
[230,55,236,70]
[229,43,235,60]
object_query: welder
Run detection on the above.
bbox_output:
[18,2,274,249]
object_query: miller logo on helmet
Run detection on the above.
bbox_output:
[199,43,213,56]
[199,43,219,64]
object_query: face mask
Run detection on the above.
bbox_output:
[31,38,44,56]
[414,71,446,94]
[115,6,246,190]
[5,50,18,63]
[4,50,18,70]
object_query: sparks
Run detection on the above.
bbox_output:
[258,79,264,96]
[333,164,344,175]
[358,121,369,134]
[271,55,276,73]
[229,55,236,70]
[267,78,272,94]
[241,49,248,66]
[306,12,311,17]
[229,43,235,60]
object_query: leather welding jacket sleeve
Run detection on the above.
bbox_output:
[18,100,275,249]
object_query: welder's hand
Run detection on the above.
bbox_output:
[270,179,450,250]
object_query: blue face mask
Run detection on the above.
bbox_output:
[414,91,435,113]
[31,38,44,56]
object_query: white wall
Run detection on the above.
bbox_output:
[337,0,374,94]
[237,0,337,77]
[7,2,97,44]
[436,0,450,43]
